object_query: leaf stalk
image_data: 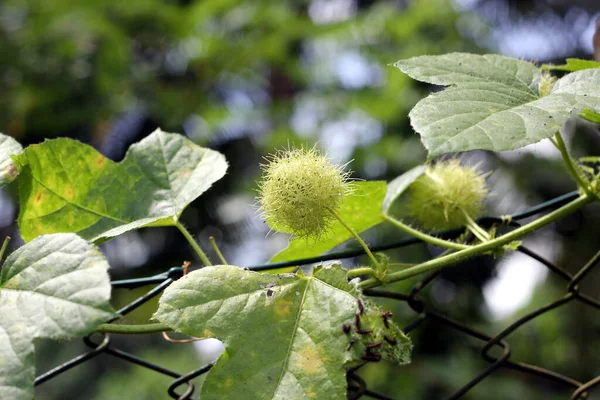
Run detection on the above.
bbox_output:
[327,207,380,269]
[383,214,469,250]
[176,222,212,266]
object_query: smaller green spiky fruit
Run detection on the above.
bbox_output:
[539,71,557,97]
[409,160,488,231]
[258,147,351,239]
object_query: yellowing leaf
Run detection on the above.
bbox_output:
[154,263,411,400]
[13,129,227,242]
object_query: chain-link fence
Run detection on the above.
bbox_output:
[33,190,600,399]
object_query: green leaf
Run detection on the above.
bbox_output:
[580,109,600,124]
[395,53,541,88]
[270,181,386,263]
[0,234,115,400]
[541,58,600,72]
[153,263,411,400]
[394,53,600,158]
[13,129,228,242]
[382,165,426,214]
[0,134,23,187]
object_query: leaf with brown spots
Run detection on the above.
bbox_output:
[12,129,227,242]
[154,263,410,400]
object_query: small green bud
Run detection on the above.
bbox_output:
[408,160,488,230]
[539,71,557,97]
[258,147,351,239]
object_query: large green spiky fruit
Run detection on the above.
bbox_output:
[258,147,351,239]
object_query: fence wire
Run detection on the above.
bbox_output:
[33,190,600,400]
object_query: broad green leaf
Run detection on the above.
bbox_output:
[395,53,600,158]
[13,129,227,242]
[580,109,600,124]
[382,165,426,214]
[270,181,386,263]
[0,234,115,400]
[542,58,600,72]
[153,264,411,400]
[395,53,541,88]
[0,134,23,187]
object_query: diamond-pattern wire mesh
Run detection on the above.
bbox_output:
[32,190,600,400]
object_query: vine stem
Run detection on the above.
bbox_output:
[0,236,11,262]
[462,210,490,242]
[388,262,417,268]
[347,267,376,278]
[383,214,469,250]
[359,193,592,289]
[327,207,381,269]
[555,132,593,196]
[95,322,172,334]
[209,236,229,265]
[175,221,212,266]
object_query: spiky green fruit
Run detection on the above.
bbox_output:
[409,160,488,230]
[258,147,351,239]
[539,71,557,97]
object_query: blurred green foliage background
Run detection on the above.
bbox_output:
[2,0,600,398]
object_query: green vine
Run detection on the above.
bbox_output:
[359,193,592,289]
[383,214,469,250]
[95,322,172,334]
[554,132,593,196]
